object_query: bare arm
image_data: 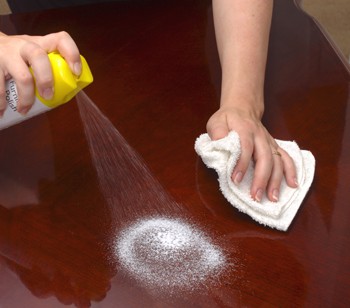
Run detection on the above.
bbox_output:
[207,0,297,202]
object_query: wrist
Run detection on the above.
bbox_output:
[220,92,265,120]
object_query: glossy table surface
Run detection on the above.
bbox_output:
[0,0,350,307]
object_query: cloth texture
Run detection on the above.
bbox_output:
[195,131,315,231]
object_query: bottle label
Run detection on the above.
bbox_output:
[5,79,19,112]
[1,79,50,130]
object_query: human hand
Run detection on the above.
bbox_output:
[0,31,81,116]
[206,106,298,202]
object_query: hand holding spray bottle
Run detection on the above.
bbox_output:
[2,52,93,130]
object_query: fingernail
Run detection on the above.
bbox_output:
[19,106,31,115]
[0,109,5,118]
[255,189,263,202]
[233,171,243,185]
[42,87,54,100]
[294,177,299,187]
[73,62,82,75]
[272,189,279,202]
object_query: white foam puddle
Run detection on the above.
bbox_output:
[115,217,226,294]
[76,92,227,295]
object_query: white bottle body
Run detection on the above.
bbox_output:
[3,79,51,130]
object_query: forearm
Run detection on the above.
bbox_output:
[213,0,273,118]
[208,0,297,202]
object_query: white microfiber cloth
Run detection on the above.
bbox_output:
[194,131,315,231]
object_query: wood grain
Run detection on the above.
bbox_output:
[0,0,349,307]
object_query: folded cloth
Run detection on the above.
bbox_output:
[194,131,315,231]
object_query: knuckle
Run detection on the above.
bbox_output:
[36,77,52,89]
[284,156,296,172]
[57,30,71,41]
[22,42,43,56]
[59,30,69,37]
[16,72,33,86]
[30,47,47,59]
[41,75,53,85]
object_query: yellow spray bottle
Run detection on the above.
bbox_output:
[2,52,93,130]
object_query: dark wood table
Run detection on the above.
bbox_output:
[0,0,349,307]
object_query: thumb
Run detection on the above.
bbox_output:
[207,122,229,141]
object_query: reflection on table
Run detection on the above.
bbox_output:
[0,0,349,307]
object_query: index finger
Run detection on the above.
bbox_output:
[21,46,54,101]
[35,31,81,75]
